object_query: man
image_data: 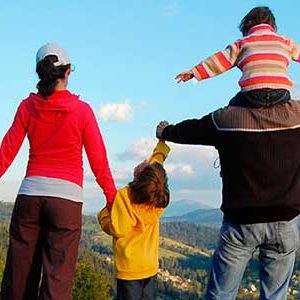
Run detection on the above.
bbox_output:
[156,101,300,300]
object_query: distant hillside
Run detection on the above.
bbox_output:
[160,222,219,250]
[163,199,213,217]
[163,208,223,225]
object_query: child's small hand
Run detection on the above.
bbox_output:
[156,121,169,139]
[106,201,113,211]
[175,71,194,83]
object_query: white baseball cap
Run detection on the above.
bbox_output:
[36,43,71,67]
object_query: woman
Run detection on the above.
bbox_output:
[0,43,117,300]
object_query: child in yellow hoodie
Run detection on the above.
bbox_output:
[98,139,170,300]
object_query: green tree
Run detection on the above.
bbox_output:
[72,260,113,300]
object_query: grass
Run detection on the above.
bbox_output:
[159,247,186,258]
[160,237,211,257]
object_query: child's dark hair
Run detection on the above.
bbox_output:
[36,55,71,99]
[239,6,277,36]
[129,162,170,208]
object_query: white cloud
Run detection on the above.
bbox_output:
[117,138,156,161]
[166,163,194,176]
[118,138,218,163]
[181,164,194,175]
[98,102,134,122]
[169,143,218,164]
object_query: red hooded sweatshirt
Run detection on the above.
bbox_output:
[0,90,117,205]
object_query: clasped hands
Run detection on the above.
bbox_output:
[156,120,169,140]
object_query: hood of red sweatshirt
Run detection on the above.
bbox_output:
[26,90,80,123]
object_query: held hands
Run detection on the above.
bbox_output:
[106,201,113,211]
[175,71,194,83]
[156,121,169,139]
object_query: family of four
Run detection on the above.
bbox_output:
[0,6,299,300]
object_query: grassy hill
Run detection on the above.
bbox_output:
[92,230,212,259]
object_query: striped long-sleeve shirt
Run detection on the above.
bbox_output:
[192,24,300,92]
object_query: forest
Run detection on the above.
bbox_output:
[0,201,298,299]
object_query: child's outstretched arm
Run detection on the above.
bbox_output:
[147,138,171,164]
[176,41,240,83]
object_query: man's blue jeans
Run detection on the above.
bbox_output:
[205,217,299,300]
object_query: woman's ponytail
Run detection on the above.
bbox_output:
[36,55,70,99]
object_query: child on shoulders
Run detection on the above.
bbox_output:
[176,6,300,108]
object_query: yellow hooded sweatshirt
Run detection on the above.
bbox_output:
[98,141,170,280]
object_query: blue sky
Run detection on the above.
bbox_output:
[1,0,300,213]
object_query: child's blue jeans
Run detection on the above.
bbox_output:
[205,217,299,300]
[229,89,290,108]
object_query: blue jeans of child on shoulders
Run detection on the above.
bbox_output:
[229,89,291,108]
[205,217,299,300]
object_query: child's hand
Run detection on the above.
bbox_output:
[156,121,169,139]
[175,71,194,83]
[106,201,113,211]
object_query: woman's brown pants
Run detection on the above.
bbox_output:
[1,195,82,300]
